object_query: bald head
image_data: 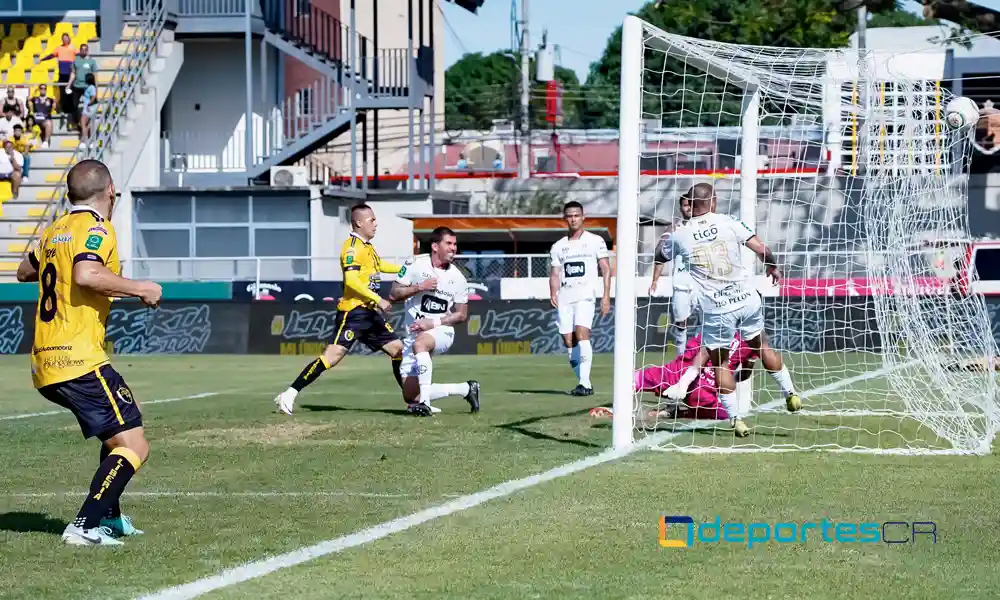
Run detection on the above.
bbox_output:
[686,183,715,216]
[67,159,113,205]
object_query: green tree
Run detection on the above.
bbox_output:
[444,51,586,129]
[582,0,938,128]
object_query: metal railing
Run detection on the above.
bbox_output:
[23,0,168,253]
[127,250,897,284]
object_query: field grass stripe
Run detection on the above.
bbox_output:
[135,361,907,600]
[4,490,415,499]
[0,391,224,421]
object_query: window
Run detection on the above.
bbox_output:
[135,196,192,224]
[195,226,250,257]
[253,196,309,223]
[195,195,250,223]
[138,229,191,257]
[297,88,312,117]
[254,228,308,257]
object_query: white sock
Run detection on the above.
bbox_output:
[283,388,298,400]
[720,392,742,419]
[578,339,593,388]
[677,367,699,390]
[671,323,687,350]
[416,352,433,405]
[568,345,581,379]
[770,366,796,397]
[428,382,470,400]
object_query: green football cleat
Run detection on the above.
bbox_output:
[100,515,144,537]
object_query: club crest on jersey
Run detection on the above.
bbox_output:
[84,234,103,250]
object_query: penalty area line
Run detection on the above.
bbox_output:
[135,362,906,600]
[0,391,225,422]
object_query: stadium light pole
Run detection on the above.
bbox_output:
[518,0,530,180]
[244,0,253,179]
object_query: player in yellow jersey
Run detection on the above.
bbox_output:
[16,159,162,546]
[274,203,431,414]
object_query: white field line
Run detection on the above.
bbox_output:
[0,391,225,421]
[4,490,414,500]
[135,360,909,600]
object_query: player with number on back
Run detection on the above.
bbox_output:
[389,226,480,416]
[274,203,405,415]
[549,201,612,396]
[664,183,801,437]
[16,159,162,546]
[650,192,702,358]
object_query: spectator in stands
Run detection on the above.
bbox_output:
[3,88,24,119]
[77,73,98,149]
[41,33,77,126]
[456,153,468,169]
[0,139,23,198]
[70,44,98,128]
[492,156,503,169]
[10,124,36,182]
[28,84,54,148]
[0,105,23,140]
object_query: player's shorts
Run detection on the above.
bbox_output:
[556,298,596,335]
[399,326,456,378]
[701,293,765,350]
[330,307,398,351]
[38,364,142,441]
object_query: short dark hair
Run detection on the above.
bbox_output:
[562,201,584,214]
[66,159,112,205]
[429,226,456,246]
[13,124,22,131]
[350,203,372,222]
[686,183,715,211]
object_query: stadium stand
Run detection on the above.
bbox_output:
[0,19,116,275]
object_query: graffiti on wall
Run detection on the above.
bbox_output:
[0,306,25,355]
[106,305,213,354]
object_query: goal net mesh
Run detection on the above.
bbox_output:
[626,21,1000,454]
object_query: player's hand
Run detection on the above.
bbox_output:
[409,318,435,333]
[766,265,782,285]
[417,278,438,291]
[549,294,558,309]
[138,281,162,308]
[600,297,611,316]
[377,298,392,314]
[648,282,657,296]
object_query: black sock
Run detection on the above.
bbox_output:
[291,356,330,392]
[73,447,141,529]
[99,445,122,519]
[391,356,403,389]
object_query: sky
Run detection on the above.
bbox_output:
[441,0,1000,82]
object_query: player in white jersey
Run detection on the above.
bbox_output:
[549,201,611,396]
[664,183,801,437]
[389,226,480,417]
[650,193,701,357]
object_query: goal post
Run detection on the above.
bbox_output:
[612,16,1000,454]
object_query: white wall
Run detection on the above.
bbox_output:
[164,39,280,172]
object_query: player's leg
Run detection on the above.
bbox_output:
[670,287,693,357]
[703,312,747,436]
[42,366,147,545]
[275,309,356,414]
[571,300,597,395]
[412,327,478,413]
[663,346,709,401]
[557,301,580,385]
[739,296,801,412]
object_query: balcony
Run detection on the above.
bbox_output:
[123,0,267,34]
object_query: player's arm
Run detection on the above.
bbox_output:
[439,302,468,327]
[73,227,161,304]
[596,238,612,315]
[378,259,404,274]
[548,245,561,308]
[16,248,39,282]
[388,260,436,301]
[743,236,780,282]
[342,247,390,311]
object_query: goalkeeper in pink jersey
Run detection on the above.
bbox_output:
[632,334,759,420]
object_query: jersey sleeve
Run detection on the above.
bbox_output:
[549,242,561,268]
[594,236,610,260]
[72,222,116,265]
[396,258,414,285]
[340,241,359,273]
[454,274,469,304]
[729,216,756,245]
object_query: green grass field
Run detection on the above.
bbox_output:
[1,353,999,600]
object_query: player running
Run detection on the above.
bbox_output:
[549,201,612,396]
[389,226,480,416]
[16,159,162,545]
[650,192,701,357]
[633,334,758,420]
[275,203,405,415]
[663,183,801,437]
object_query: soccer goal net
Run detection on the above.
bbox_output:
[611,16,1000,455]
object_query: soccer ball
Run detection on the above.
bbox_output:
[945,96,980,129]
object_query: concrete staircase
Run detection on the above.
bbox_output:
[0,23,182,280]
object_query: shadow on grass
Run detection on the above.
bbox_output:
[0,512,65,535]
[300,404,412,416]
[495,408,604,449]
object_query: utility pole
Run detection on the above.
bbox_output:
[518,0,530,179]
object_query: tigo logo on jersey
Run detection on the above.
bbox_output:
[85,234,103,251]
[659,516,938,548]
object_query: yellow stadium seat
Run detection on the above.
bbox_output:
[58,138,77,149]
[7,241,28,253]
[0,55,11,71]
[0,25,6,38]
[8,23,28,40]
[76,22,97,41]
[20,36,42,57]
[96,72,113,85]
[36,58,56,70]
[16,225,37,236]
[4,69,25,85]
[45,171,64,183]
[28,207,48,218]
[53,156,75,168]
[0,38,19,55]
[0,181,12,200]
[29,68,53,84]
[0,263,19,272]
[54,22,75,39]
[35,188,60,200]
[31,23,52,38]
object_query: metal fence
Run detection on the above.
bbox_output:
[127,250,892,283]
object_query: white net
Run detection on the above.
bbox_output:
[620,18,1000,454]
